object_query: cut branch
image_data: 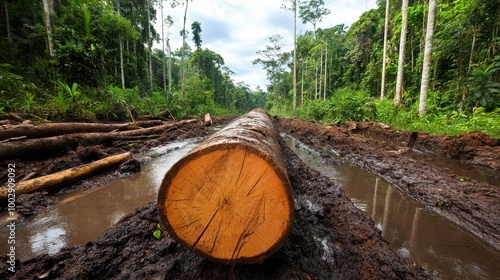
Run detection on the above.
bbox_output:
[157,109,294,265]
[0,152,132,202]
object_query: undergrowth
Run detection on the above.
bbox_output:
[271,87,500,138]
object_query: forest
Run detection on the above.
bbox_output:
[0,0,499,137]
[1,1,499,278]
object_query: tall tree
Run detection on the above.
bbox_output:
[282,0,298,110]
[147,0,153,90]
[324,44,327,100]
[252,35,287,104]
[191,21,202,50]
[160,0,166,91]
[419,0,437,116]
[115,0,125,89]
[4,1,12,48]
[394,0,409,105]
[171,0,192,95]
[380,0,390,100]
[165,15,174,95]
[299,0,331,34]
[42,0,54,58]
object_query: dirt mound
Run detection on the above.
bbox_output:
[0,137,427,279]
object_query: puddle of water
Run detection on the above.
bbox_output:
[353,130,500,187]
[283,134,500,280]
[407,152,500,188]
[0,138,203,261]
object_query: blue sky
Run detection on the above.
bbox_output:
[154,0,378,90]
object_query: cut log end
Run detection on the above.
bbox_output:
[158,109,293,264]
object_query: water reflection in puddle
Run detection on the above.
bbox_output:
[0,138,203,261]
[282,134,500,280]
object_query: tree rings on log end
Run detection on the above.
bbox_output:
[157,109,294,265]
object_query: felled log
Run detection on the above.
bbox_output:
[0,120,164,141]
[157,108,294,264]
[0,152,132,202]
[0,119,197,160]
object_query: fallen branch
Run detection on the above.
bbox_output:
[0,152,132,202]
[0,119,198,160]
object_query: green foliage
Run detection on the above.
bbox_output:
[20,92,36,113]
[50,91,70,114]
[153,223,162,240]
[293,88,376,122]
[57,81,81,102]
[375,99,500,138]
[468,61,500,111]
[436,200,445,207]
[0,64,37,112]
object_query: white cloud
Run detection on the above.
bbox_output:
[153,0,378,91]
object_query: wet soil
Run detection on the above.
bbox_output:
[0,128,427,279]
[276,117,500,251]
[0,115,498,279]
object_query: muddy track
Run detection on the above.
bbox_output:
[275,117,500,251]
[0,124,427,279]
[1,115,498,279]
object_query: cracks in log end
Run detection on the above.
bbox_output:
[234,148,247,189]
[230,198,267,263]
[192,207,220,250]
[245,171,266,198]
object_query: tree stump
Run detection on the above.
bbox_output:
[157,109,294,264]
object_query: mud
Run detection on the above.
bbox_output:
[0,115,498,279]
[0,132,427,279]
[276,117,500,251]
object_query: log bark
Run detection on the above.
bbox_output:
[0,119,197,160]
[0,120,164,141]
[157,108,294,265]
[0,152,132,202]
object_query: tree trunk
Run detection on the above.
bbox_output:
[293,0,297,110]
[42,0,54,58]
[161,2,166,91]
[301,59,305,106]
[419,0,436,116]
[0,121,163,141]
[0,152,132,202]
[461,28,478,111]
[119,37,125,89]
[167,42,173,95]
[319,49,323,99]
[147,0,153,90]
[0,119,197,160]
[180,0,189,95]
[380,0,390,99]
[157,108,294,265]
[394,0,409,105]
[5,1,12,48]
[116,1,125,90]
[324,45,327,100]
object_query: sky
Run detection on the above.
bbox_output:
[153,0,379,91]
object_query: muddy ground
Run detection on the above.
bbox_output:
[0,115,498,279]
[275,117,500,252]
